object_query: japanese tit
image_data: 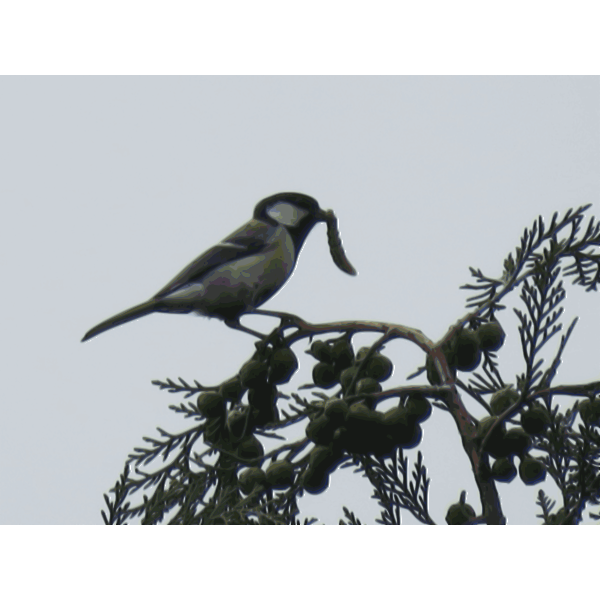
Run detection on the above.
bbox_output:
[81,192,356,342]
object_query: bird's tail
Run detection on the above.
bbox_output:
[81,299,158,342]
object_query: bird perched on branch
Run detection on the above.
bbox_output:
[81,192,356,342]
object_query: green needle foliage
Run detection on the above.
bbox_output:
[102,204,600,525]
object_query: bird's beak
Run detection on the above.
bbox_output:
[320,209,357,276]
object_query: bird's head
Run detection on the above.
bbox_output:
[254,192,357,276]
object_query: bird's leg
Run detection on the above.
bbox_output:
[250,309,304,329]
[225,320,267,340]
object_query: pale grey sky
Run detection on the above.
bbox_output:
[1,76,598,524]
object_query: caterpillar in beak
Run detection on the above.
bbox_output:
[324,210,357,276]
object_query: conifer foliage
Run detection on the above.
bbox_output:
[102,205,600,525]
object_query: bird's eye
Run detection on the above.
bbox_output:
[267,202,308,226]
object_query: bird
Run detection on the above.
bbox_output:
[81,192,356,342]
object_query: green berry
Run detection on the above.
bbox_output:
[301,445,342,494]
[519,455,546,485]
[579,398,600,427]
[504,427,531,457]
[235,435,264,463]
[490,387,520,416]
[446,501,476,525]
[246,381,278,426]
[197,392,223,418]
[219,377,244,402]
[265,460,295,489]
[521,405,550,434]
[405,393,432,423]
[312,362,337,388]
[310,340,334,363]
[238,467,267,494]
[323,397,349,423]
[306,414,336,445]
[491,457,517,482]
[452,328,481,372]
[331,338,354,372]
[383,406,421,448]
[476,321,505,352]
[364,354,393,382]
[355,377,382,395]
[269,348,298,384]
[239,360,269,389]
[343,404,389,454]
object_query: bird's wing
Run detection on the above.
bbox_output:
[153,219,274,298]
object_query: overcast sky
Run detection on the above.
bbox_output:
[1,76,599,525]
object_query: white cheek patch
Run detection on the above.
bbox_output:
[267,202,308,227]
